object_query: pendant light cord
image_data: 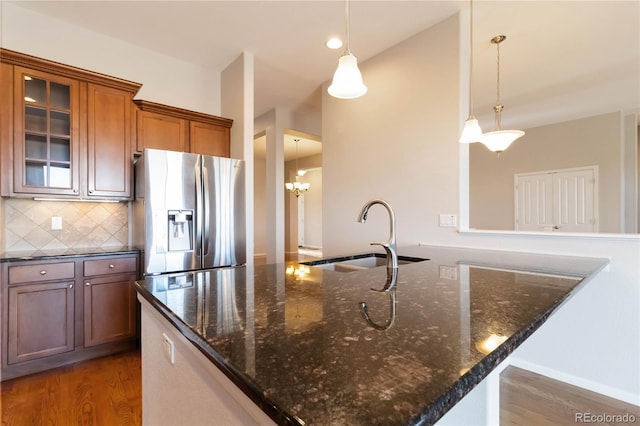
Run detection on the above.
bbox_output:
[468,0,475,118]
[495,41,501,109]
[345,0,352,54]
[295,139,300,177]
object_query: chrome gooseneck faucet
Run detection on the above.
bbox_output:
[357,199,398,269]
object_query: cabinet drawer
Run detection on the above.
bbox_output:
[8,262,75,284]
[83,256,137,277]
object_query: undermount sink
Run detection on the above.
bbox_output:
[301,253,428,273]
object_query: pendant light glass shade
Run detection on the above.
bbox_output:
[328,0,367,99]
[285,180,311,194]
[480,129,524,153]
[328,53,367,99]
[459,117,483,143]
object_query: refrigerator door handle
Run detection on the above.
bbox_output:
[202,165,211,256]
[195,158,204,264]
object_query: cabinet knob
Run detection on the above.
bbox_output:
[73,188,78,193]
[40,270,47,275]
[89,189,94,194]
[109,264,115,269]
[69,284,73,289]
[85,282,91,286]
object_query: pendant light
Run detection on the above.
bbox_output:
[459,0,483,144]
[328,0,367,99]
[285,139,310,197]
[481,35,524,153]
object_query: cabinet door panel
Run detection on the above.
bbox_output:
[0,63,13,196]
[8,281,75,364]
[137,111,187,153]
[84,274,136,347]
[13,66,80,196]
[87,84,132,199]
[190,121,230,157]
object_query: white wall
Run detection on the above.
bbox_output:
[284,153,323,252]
[470,112,625,232]
[2,2,220,115]
[253,157,267,257]
[322,14,461,256]
[222,52,255,265]
[322,12,640,406]
[302,168,322,249]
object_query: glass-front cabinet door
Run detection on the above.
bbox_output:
[13,66,80,196]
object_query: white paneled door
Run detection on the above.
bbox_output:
[515,166,598,232]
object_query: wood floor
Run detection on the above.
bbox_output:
[501,366,640,426]
[1,349,141,426]
[4,355,639,426]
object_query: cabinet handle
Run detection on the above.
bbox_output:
[40,270,47,275]
[109,264,115,269]
[85,282,91,286]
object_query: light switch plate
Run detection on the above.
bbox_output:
[439,265,458,280]
[439,214,457,227]
[162,332,175,365]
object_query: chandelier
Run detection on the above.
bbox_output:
[285,139,310,197]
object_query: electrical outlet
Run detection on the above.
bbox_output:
[439,214,457,227]
[162,333,175,365]
[51,216,63,230]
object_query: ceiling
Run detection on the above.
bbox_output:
[9,1,639,160]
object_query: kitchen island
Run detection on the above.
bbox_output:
[135,245,608,425]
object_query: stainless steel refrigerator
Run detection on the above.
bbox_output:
[133,148,246,275]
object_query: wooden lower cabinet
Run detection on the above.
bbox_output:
[84,273,137,347]
[1,254,139,381]
[7,281,75,365]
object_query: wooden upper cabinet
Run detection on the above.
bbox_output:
[12,66,81,196]
[136,109,188,153]
[134,100,232,157]
[0,62,14,196]
[87,83,133,198]
[190,120,230,157]
[0,48,141,200]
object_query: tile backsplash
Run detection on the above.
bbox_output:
[2,198,129,252]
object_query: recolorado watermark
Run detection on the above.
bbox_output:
[575,412,637,423]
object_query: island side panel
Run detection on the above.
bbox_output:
[139,296,275,426]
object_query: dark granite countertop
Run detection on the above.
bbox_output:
[0,246,141,263]
[135,245,608,425]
